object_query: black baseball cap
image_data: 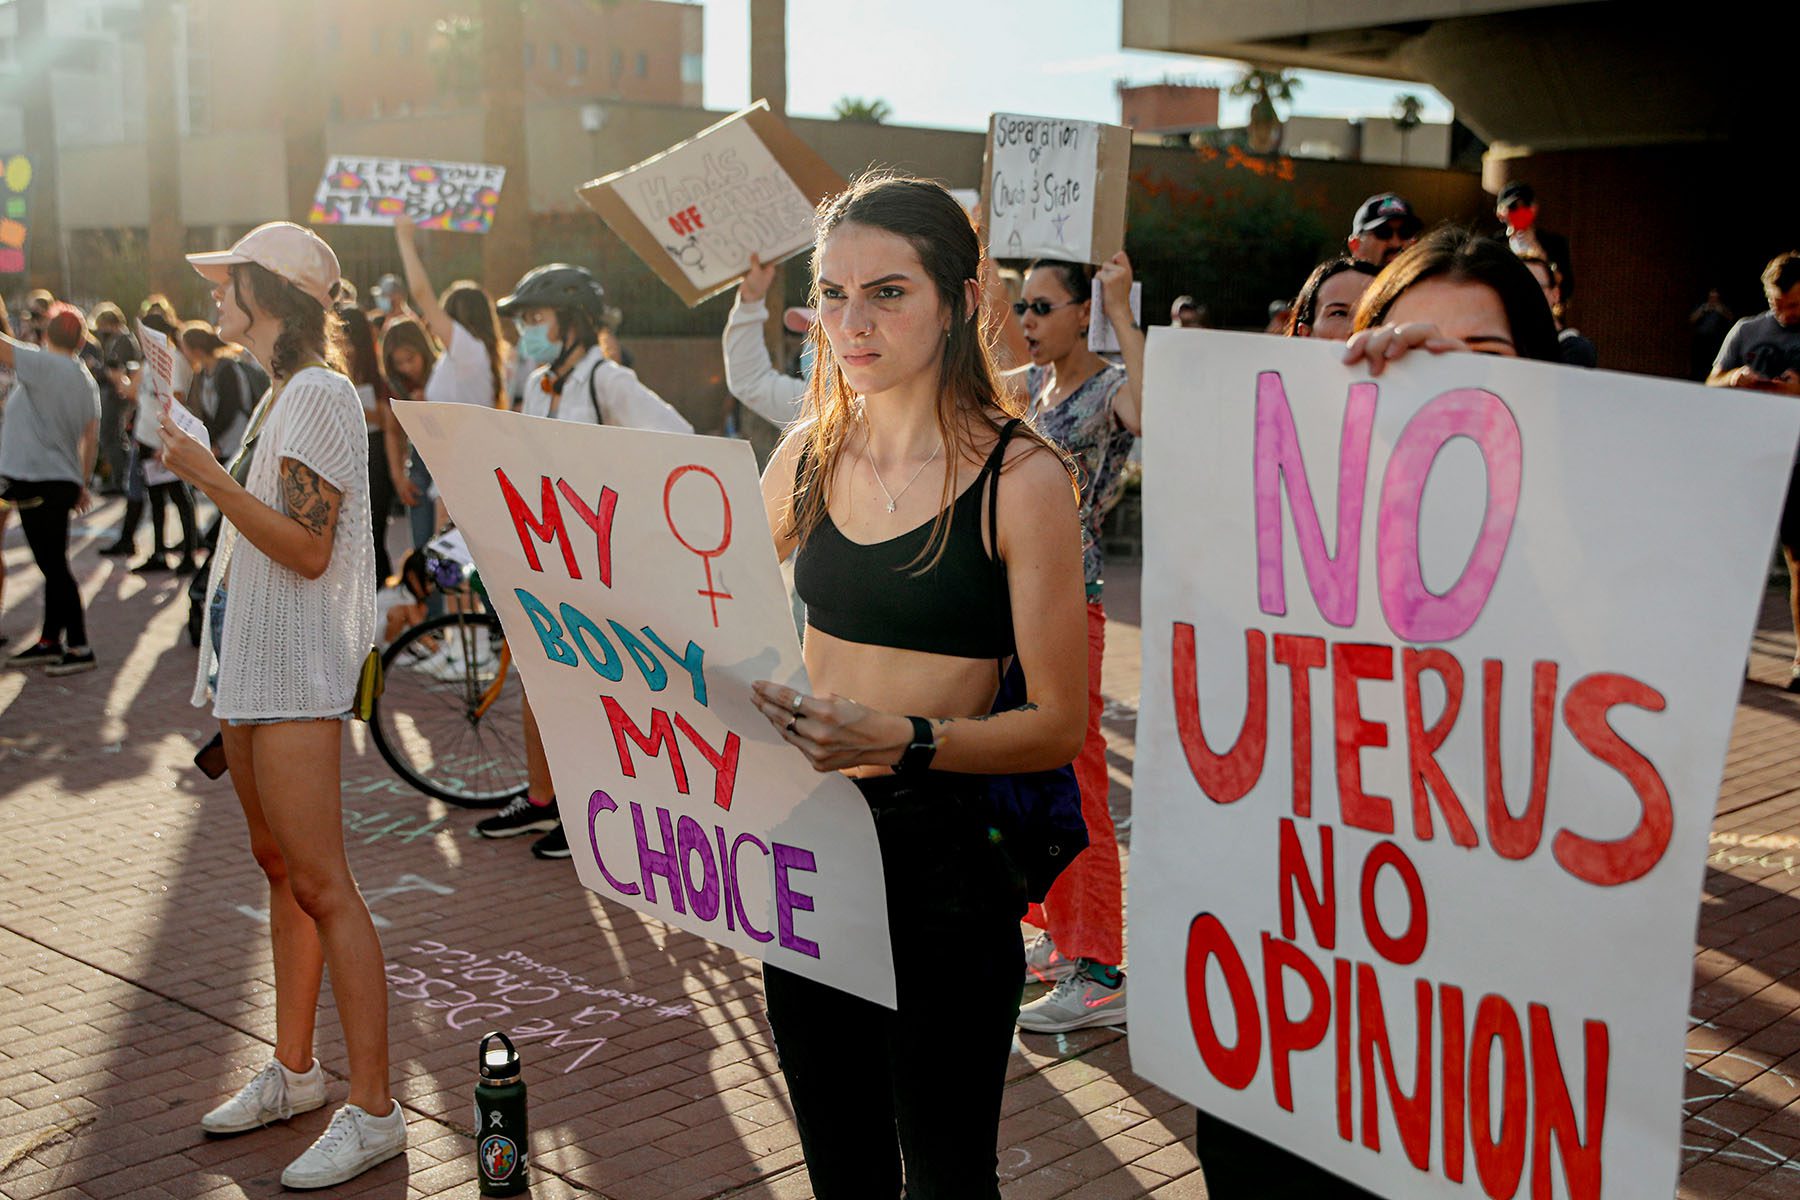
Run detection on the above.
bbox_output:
[1352,193,1422,237]
[1497,182,1536,210]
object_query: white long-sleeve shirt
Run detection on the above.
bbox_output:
[521,345,692,433]
[722,296,805,427]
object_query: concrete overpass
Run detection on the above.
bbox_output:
[1121,0,1785,377]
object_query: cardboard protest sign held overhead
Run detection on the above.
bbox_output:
[392,402,897,1007]
[1129,331,1800,1198]
[579,102,845,307]
[1088,278,1141,355]
[309,156,506,233]
[982,113,1130,264]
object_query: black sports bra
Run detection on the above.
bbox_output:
[794,421,1019,659]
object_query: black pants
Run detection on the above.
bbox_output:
[146,479,198,559]
[763,774,1027,1200]
[12,480,86,648]
[368,428,395,584]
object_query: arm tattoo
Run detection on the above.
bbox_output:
[279,458,342,538]
[939,702,1039,727]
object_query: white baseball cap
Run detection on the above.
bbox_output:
[188,221,341,310]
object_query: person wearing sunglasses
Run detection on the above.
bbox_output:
[993,251,1141,1034]
[1347,192,1423,267]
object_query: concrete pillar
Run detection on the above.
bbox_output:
[143,0,186,297]
[480,0,533,298]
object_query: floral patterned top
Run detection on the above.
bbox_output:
[1027,362,1135,593]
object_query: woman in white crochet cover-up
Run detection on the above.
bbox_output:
[158,223,406,1190]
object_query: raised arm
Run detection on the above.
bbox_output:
[1097,252,1145,435]
[725,254,807,426]
[394,216,453,347]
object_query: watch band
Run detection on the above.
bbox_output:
[894,715,937,776]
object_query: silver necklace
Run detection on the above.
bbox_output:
[862,431,941,513]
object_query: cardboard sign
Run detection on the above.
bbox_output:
[0,152,31,275]
[982,113,1130,264]
[309,156,507,233]
[1088,279,1141,355]
[579,102,845,307]
[1129,331,1800,1198]
[391,401,897,1007]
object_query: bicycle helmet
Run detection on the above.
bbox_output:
[496,264,607,321]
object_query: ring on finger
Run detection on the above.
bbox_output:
[790,692,803,713]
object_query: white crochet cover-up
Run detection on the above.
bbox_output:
[192,367,374,721]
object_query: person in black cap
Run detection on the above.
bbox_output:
[1347,192,1422,267]
[1497,181,1574,300]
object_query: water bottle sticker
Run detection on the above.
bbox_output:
[480,1135,519,1181]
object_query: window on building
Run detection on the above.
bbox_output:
[549,44,561,71]
[330,95,344,121]
[325,24,340,52]
[576,47,589,74]
[523,42,535,68]
[611,49,623,78]
[398,28,412,56]
[371,27,382,55]
[681,53,703,86]
[636,51,648,78]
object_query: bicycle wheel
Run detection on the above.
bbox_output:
[371,611,529,807]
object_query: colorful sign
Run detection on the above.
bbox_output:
[579,102,846,307]
[982,114,1130,265]
[309,156,506,233]
[1129,331,1800,1197]
[0,152,33,275]
[391,401,897,1007]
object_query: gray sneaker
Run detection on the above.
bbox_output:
[1016,970,1128,1033]
[1023,930,1077,985]
[280,1102,408,1189]
[201,1058,326,1134]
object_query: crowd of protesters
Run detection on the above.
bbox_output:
[1,169,1795,1195]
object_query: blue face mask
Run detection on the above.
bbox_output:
[518,324,556,364]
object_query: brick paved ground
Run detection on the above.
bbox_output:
[1,500,1797,1199]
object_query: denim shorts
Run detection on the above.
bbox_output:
[209,585,349,727]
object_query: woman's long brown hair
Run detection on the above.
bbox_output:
[786,172,1061,571]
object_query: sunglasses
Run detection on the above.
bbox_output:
[1012,298,1083,317]
[1363,222,1409,242]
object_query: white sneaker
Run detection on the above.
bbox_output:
[1016,969,1128,1033]
[280,1102,408,1189]
[1023,930,1077,985]
[200,1058,326,1134]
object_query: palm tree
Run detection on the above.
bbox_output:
[1229,67,1298,155]
[1392,93,1425,166]
[832,97,893,124]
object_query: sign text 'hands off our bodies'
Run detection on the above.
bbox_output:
[392,402,896,1007]
[1129,332,1800,1198]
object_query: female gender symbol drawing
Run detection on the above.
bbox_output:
[663,465,733,627]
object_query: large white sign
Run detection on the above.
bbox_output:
[1130,331,1800,1198]
[393,402,897,1007]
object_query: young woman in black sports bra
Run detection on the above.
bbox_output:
[749,174,1088,1198]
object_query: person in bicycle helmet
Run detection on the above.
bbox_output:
[479,263,692,861]
[497,263,690,432]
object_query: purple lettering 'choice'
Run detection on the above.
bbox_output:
[1254,373,1377,628]
[773,844,821,959]
[586,790,638,895]
[676,814,722,921]
[1377,388,1522,642]
[632,803,685,913]
[731,833,774,943]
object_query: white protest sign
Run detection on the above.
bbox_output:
[984,113,1130,264]
[308,156,506,233]
[1129,331,1800,1198]
[580,103,845,306]
[1088,279,1141,355]
[137,320,207,486]
[391,401,897,1007]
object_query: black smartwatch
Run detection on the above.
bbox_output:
[893,715,937,776]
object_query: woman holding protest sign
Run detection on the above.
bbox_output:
[468,259,692,860]
[750,173,1087,1199]
[982,253,1143,1033]
[1286,257,1380,341]
[161,222,404,1190]
[1343,226,1561,372]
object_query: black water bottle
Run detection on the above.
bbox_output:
[474,1031,529,1196]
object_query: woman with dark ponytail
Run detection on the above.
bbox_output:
[158,222,404,1190]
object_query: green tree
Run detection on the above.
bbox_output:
[1229,66,1299,155]
[1392,93,1425,165]
[832,96,893,124]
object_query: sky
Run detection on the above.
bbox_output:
[699,0,1453,132]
